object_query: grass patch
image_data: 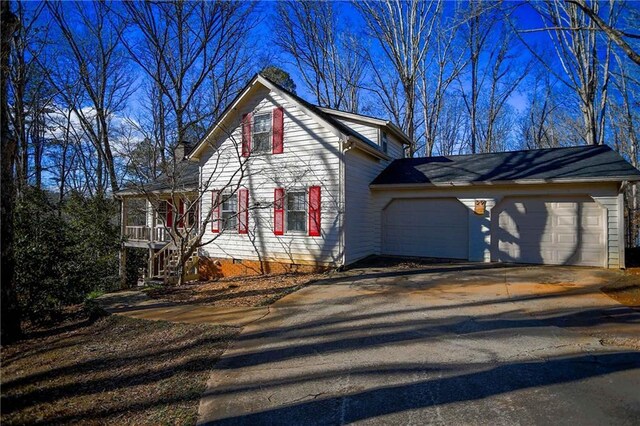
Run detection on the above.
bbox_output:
[1,314,239,425]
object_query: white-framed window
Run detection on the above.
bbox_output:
[253,112,272,153]
[286,190,306,233]
[156,200,168,227]
[221,193,238,230]
[185,199,198,228]
[381,131,388,153]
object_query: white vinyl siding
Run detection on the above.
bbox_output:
[385,132,404,159]
[333,117,379,144]
[199,87,343,266]
[344,149,390,264]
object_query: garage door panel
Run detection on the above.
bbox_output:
[383,198,468,260]
[493,196,605,267]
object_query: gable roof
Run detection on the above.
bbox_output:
[371,145,640,187]
[188,73,406,161]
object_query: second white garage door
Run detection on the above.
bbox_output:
[492,196,606,267]
[382,198,468,259]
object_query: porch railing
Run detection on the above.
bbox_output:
[125,225,199,243]
[125,226,150,241]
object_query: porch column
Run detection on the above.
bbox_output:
[458,198,500,262]
[119,198,128,288]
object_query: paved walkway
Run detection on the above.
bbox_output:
[95,290,270,327]
[197,264,640,425]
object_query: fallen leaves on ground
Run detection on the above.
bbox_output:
[601,271,640,308]
[1,314,238,425]
[148,272,330,307]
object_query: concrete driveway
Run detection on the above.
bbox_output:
[198,263,640,425]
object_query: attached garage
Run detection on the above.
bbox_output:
[382,198,468,259]
[370,145,640,269]
[492,196,606,267]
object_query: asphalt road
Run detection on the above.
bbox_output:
[198,263,640,425]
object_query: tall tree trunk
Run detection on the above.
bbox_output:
[1,2,22,343]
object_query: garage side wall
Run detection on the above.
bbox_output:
[344,149,389,264]
[371,183,622,268]
[592,194,623,268]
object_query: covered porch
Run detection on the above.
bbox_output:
[119,194,201,283]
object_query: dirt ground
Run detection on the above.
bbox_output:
[601,269,640,308]
[148,271,331,307]
[1,312,238,425]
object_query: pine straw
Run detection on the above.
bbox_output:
[148,272,331,307]
[1,314,238,425]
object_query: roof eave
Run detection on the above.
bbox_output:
[348,136,391,161]
[370,176,640,189]
[317,107,412,146]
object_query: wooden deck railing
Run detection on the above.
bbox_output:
[125,226,150,241]
[125,225,198,243]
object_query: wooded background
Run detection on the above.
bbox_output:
[2,0,639,341]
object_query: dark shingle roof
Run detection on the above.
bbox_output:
[116,160,199,196]
[371,145,640,186]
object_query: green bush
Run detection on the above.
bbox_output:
[14,188,121,324]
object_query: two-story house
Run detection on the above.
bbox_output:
[117,74,640,282]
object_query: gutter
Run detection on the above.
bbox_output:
[370,176,640,190]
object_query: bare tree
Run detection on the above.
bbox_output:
[418,6,467,156]
[275,1,365,113]
[456,2,529,153]
[118,0,257,284]
[121,0,256,169]
[356,0,442,156]
[43,1,134,194]
[567,0,640,67]
[523,0,617,146]
[1,0,22,342]
[6,1,52,192]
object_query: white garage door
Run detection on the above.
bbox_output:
[493,196,606,267]
[382,198,468,259]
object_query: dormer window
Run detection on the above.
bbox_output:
[253,113,272,153]
[381,132,388,153]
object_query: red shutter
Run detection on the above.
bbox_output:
[238,188,249,234]
[272,107,284,154]
[242,113,252,157]
[274,188,285,235]
[308,186,321,237]
[211,190,220,233]
[178,199,184,228]
[166,201,173,227]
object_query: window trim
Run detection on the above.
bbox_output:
[252,112,272,154]
[220,192,238,231]
[381,131,388,153]
[285,189,307,234]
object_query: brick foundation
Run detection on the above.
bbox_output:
[198,257,332,280]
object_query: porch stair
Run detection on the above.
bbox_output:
[150,235,200,284]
